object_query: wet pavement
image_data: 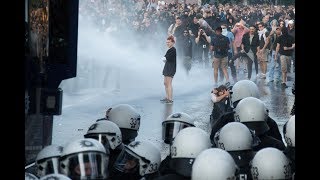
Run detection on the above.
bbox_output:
[53,61,295,160]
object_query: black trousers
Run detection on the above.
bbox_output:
[230,51,258,79]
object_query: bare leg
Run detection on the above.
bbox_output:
[222,67,229,82]
[282,72,287,83]
[262,61,267,74]
[164,77,168,99]
[213,58,220,84]
[165,76,173,100]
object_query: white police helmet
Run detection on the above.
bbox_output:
[215,122,253,151]
[59,138,109,179]
[191,148,237,180]
[105,104,141,144]
[25,172,39,180]
[170,127,212,177]
[35,144,63,177]
[214,122,256,168]
[113,140,161,176]
[162,112,195,144]
[84,120,122,150]
[284,115,295,147]
[251,147,292,180]
[234,97,269,135]
[231,80,260,106]
[39,174,71,180]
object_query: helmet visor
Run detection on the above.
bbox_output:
[162,121,193,144]
[60,152,108,180]
[36,157,59,177]
[113,148,141,174]
[84,134,111,150]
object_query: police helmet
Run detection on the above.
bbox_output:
[59,138,109,179]
[284,115,295,147]
[162,112,195,144]
[105,104,141,144]
[35,144,63,177]
[231,80,260,107]
[234,97,269,135]
[191,148,237,180]
[113,140,161,176]
[214,122,256,168]
[215,122,253,151]
[250,147,292,180]
[170,127,212,177]
[84,120,122,150]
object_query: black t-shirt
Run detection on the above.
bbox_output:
[188,22,200,36]
[276,34,295,56]
[211,34,230,58]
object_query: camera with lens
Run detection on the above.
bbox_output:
[200,29,204,34]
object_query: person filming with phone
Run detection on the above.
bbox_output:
[195,28,211,67]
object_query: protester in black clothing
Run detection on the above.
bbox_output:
[274,27,295,88]
[210,27,230,85]
[195,27,211,67]
[181,29,193,75]
[187,17,200,62]
[226,16,235,31]
[161,35,176,104]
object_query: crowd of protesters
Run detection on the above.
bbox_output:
[78,0,295,87]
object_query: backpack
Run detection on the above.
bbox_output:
[213,35,229,54]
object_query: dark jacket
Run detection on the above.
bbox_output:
[153,173,190,180]
[253,134,286,151]
[210,112,284,146]
[181,35,192,57]
[266,117,283,142]
[242,32,259,54]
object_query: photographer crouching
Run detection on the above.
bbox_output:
[210,85,231,125]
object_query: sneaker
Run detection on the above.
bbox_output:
[165,99,173,104]
[160,98,168,102]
